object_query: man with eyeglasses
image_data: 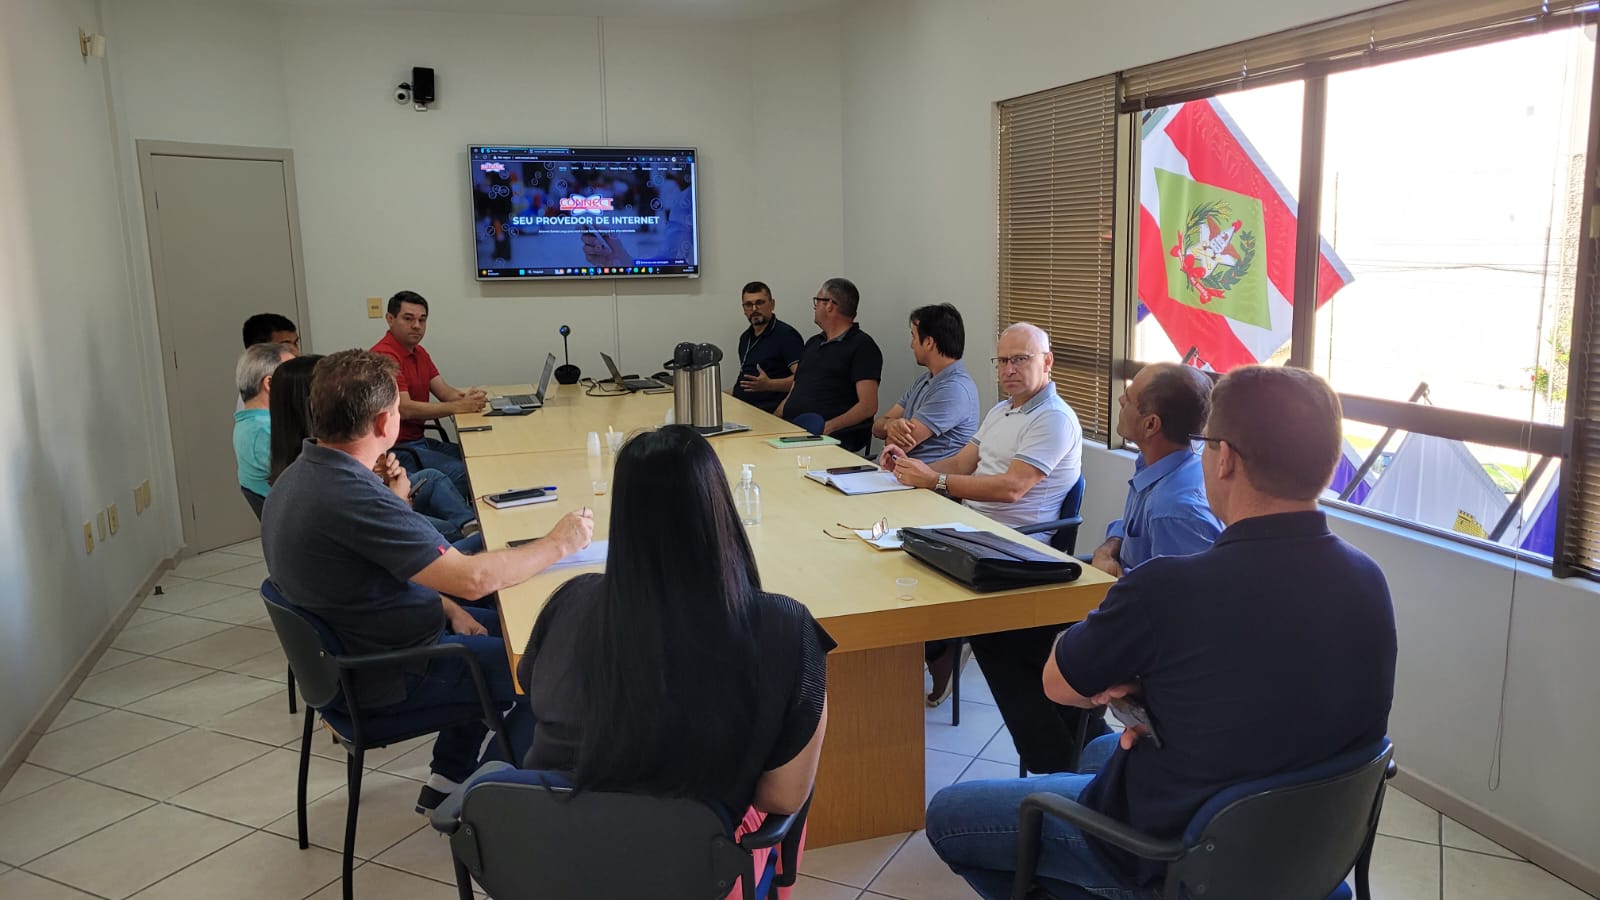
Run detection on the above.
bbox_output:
[775,277,883,452]
[731,281,805,413]
[1088,362,1223,578]
[925,365,1395,900]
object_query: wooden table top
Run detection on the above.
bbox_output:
[468,432,1114,667]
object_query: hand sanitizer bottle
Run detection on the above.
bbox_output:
[737,464,762,526]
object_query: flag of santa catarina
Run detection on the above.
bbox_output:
[1139,99,1353,371]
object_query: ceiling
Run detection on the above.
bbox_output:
[210,0,843,20]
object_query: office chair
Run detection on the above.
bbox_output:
[261,580,514,900]
[1011,738,1397,900]
[429,762,811,900]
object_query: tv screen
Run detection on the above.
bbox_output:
[469,145,699,280]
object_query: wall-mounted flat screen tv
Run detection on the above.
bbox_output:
[469,145,699,280]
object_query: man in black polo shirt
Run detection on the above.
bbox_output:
[262,350,595,815]
[731,280,805,413]
[925,365,1396,899]
[776,277,882,452]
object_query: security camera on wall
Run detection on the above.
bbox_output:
[394,67,435,111]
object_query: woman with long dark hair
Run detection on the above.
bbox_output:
[268,354,479,546]
[518,426,832,889]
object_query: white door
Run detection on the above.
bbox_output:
[141,146,308,552]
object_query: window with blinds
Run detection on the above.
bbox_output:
[1555,116,1600,577]
[997,75,1118,441]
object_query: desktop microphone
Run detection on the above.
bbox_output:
[555,324,581,385]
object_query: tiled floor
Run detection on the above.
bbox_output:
[0,540,1593,899]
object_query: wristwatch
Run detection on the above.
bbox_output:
[935,474,949,494]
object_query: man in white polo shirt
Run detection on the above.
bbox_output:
[886,322,1083,708]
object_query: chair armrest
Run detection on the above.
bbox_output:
[738,790,813,852]
[1016,515,1084,536]
[1021,793,1185,861]
[335,643,515,764]
[428,760,516,835]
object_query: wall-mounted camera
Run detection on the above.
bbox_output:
[394,85,411,105]
[396,66,435,112]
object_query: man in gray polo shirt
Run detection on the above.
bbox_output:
[873,303,980,465]
[263,350,594,814]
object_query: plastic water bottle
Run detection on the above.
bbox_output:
[736,464,762,526]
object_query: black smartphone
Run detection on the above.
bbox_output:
[458,425,493,433]
[779,435,821,443]
[489,487,545,502]
[1108,696,1163,749]
[826,464,876,475]
[507,538,538,548]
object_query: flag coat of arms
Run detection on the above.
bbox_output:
[1139,99,1354,371]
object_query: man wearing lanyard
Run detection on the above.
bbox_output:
[731,281,805,413]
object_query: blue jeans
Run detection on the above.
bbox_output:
[411,467,475,533]
[926,734,1156,900]
[396,438,470,498]
[370,607,532,782]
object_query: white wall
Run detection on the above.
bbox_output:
[0,0,175,760]
[844,0,1600,885]
[108,1,844,390]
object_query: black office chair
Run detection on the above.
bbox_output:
[238,488,297,714]
[1011,738,1397,900]
[260,580,514,900]
[429,762,811,900]
[950,474,1087,738]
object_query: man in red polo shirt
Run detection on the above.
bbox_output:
[371,290,486,497]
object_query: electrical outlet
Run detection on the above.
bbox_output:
[367,297,384,318]
[84,522,94,554]
[107,503,119,535]
[97,510,108,541]
[134,480,151,513]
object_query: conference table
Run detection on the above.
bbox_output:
[457,383,1114,846]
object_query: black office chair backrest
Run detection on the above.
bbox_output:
[453,778,750,900]
[1051,474,1088,554]
[1168,742,1394,900]
[260,580,345,710]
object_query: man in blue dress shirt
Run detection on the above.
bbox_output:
[1089,362,1222,577]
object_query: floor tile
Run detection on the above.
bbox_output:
[0,764,68,806]
[305,862,461,899]
[110,615,232,655]
[203,560,270,590]
[154,625,282,670]
[800,832,911,889]
[955,758,1024,784]
[169,551,258,581]
[227,646,291,684]
[45,700,112,733]
[1378,788,1442,844]
[263,771,427,860]
[1442,816,1521,860]
[924,701,1004,757]
[27,710,188,774]
[1444,847,1592,899]
[128,830,342,900]
[126,671,284,726]
[976,724,1020,768]
[204,694,307,746]
[81,728,275,800]
[312,733,432,770]
[792,874,864,900]
[376,740,438,783]
[867,830,980,900]
[0,869,100,898]
[25,803,249,899]
[184,590,271,626]
[372,826,460,885]
[1363,834,1442,900]
[124,608,171,630]
[171,747,348,827]
[926,749,972,806]
[88,648,143,676]
[74,656,212,707]
[217,538,264,559]
[142,578,250,614]
[0,778,153,865]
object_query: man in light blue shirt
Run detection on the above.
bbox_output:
[233,342,294,517]
[872,303,980,464]
[1089,362,1222,577]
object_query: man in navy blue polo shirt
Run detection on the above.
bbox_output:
[925,365,1396,899]
[776,277,883,452]
[731,281,806,413]
[1089,362,1222,576]
[263,350,595,815]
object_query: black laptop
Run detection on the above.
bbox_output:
[496,353,556,411]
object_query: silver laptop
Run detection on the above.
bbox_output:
[600,351,667,391]
[498,353,557,410]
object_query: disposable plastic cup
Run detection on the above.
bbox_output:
[895,577,918,601]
